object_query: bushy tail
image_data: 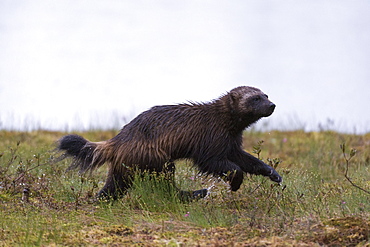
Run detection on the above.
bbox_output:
[56,134,108,173]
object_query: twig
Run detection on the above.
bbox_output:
[340,143,370,195]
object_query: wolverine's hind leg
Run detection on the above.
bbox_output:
[164,162,208,202]
[97,164,133,200]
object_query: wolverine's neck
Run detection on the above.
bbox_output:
[212,96,260,135]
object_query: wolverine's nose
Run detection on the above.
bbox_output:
[269,103,276,111]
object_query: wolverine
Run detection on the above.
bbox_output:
[57,86,282,200]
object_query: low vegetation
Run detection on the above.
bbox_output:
[0,130,369,246]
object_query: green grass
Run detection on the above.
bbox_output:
[0,130,369,246]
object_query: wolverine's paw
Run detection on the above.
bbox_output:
[269,169,283,184]
[179,189,208,202]
[192,189,208,198]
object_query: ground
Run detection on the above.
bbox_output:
[0,130,369,246]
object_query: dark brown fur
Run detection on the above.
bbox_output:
[57,86,282,199]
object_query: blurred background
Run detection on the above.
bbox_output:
[1,0,369,133]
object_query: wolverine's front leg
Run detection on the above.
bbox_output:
[230,150,282,184]
[198,159,245,192]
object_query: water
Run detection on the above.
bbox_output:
[1,1,369,133]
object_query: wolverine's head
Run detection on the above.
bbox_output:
[228,86,276,118]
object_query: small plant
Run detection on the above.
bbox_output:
[340,143,370,195]
[267,157,281,169]
[252,140,264,159]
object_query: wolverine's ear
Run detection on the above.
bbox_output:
[229,90,238,103]
[228,90,239,111]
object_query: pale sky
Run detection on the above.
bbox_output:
[1,0,370,133]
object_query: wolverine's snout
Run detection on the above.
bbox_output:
[264,102,276,117]
[269,102,276,111]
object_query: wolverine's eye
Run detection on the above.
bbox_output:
[253,96,261,102]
